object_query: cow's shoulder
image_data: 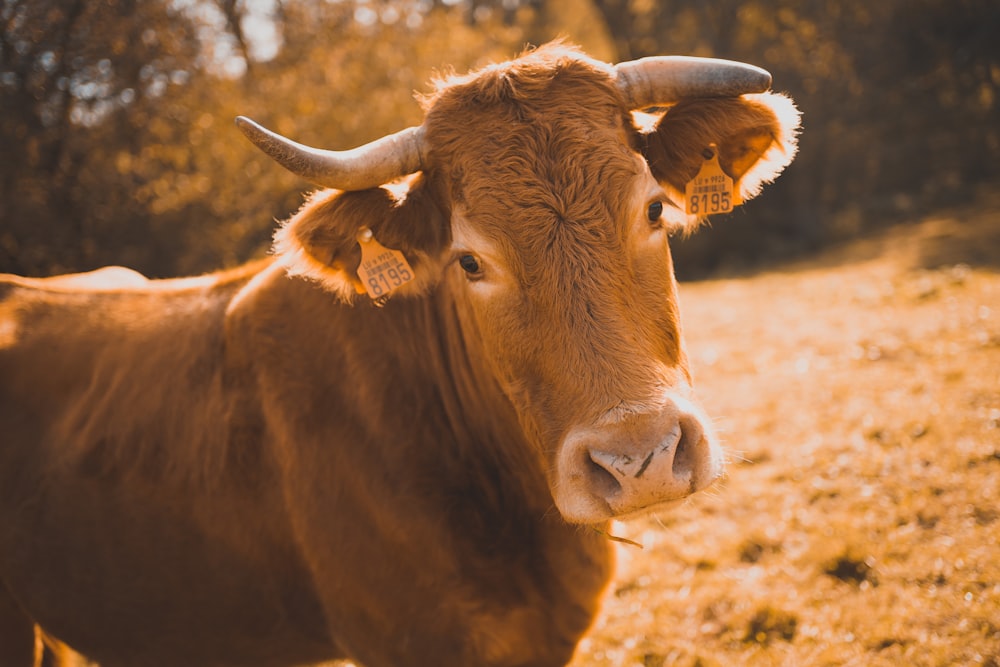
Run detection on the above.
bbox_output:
[0,260,278,484]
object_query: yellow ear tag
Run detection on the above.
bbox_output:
[355,228,414,307]
[685,145,740,216]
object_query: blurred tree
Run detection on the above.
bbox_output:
[0,0,528,277]
[1,0,202,274]
[2,0,997,278]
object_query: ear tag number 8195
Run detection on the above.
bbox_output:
[685,145,740,216]
[356,228,414,307]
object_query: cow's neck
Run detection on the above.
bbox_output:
[418,280,614,623]
[420,281,554,520]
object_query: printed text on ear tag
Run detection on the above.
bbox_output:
[685,145,740,215]
[356,228,414,307]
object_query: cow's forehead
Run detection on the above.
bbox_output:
[446,121,645,285]
[424,49,637,201]
[420,47,656,285]
[460,118,640,212]
[429,92,642,234]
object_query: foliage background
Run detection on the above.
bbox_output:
[2,0,998,278]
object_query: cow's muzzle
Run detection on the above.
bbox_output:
[553,397,723,524]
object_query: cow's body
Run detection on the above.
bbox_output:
[0,44,798,666]
[0,263,607,666]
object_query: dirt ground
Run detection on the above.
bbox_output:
[571,194,1000,667]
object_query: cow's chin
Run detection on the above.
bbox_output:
[550,427,726,525]
[552,474,722,525]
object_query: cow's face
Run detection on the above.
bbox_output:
[242,44,800,524]
[423,61,724,523]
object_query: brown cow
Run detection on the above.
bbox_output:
[0,43,799,667]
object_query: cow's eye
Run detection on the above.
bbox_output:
[458,254,482,278]
[647,200,664,223]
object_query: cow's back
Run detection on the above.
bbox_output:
[0,267,243,483]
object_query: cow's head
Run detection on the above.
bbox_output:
[238,44,799,524]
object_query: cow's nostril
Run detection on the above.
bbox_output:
[672,430,694,478]
[586,449,624,496]
[672,416,704,480]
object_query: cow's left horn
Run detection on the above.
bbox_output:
[235,116,426,191]
[614,56,772,110]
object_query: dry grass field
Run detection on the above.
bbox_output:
[572,193,1000,667]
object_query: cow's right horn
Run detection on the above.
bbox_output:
[235,116,426,191]
[614,56,772,110]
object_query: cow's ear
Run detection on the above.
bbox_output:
[642,92,800,209]
[273,175,449,301]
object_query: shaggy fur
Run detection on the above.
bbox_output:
[0,43,798,667]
